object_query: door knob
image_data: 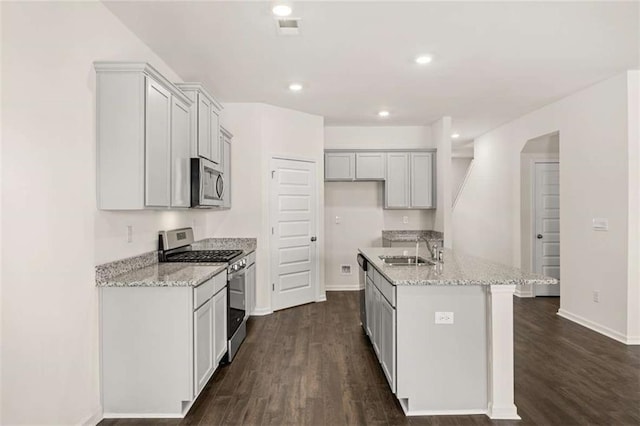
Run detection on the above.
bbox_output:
[310,236,317,242]
[537,234,543,239]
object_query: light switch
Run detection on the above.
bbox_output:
[592,218,608,231]
[435,311,454,325]
[403,216,409,224]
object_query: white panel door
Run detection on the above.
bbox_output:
[271,158,318,311]
[534,162,560,296]
[410,152,433,208]
[145,77,171,207]
[170,96,191,207]
[385,153,410,208]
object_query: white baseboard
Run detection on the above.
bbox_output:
[252,306,273,316]
[316,293,327,302]
[487,403,521,420]
[514,287,534,298]
[557,308,639,345]
[325,284,362,291]
[103,412,184,419]
[80,407,103,426]
[398,399,488,417]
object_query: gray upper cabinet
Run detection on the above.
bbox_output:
[175,83,223,168]
[355,152,386,180]
[95,62,194,210]
[385,153,411,208]
[325,152,355,180]
[384,151,435,209]
[221,127,232,209]
[410,152,434,208]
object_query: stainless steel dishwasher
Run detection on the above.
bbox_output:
[357,254,367,329]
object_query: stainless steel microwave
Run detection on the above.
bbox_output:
[191,158,224,208]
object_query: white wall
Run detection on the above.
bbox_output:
[217,104,325,313]
[0,2,208,424]
[325,126,432,149]
[433,117,453,248]
[453,72,639,344]
[626,71,640,342]
[323,126,435,289]
[451,158,472,206]
[1,4,325,425]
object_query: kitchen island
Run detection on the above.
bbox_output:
[358,247,557,420]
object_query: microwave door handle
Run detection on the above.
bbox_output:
[216,174,224,199]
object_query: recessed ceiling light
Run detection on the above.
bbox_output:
[272,4,292,17]
[415,55,433,65]
[451,133,460,139]
[289,83,303,92]
[378,110,390,118]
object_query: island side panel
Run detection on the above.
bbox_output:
[396,285,488,414]
[100,286,193,417]
[486,284,520,419]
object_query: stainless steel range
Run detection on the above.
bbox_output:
[159,228,248,362]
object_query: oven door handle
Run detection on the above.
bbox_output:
[228,268,246,281]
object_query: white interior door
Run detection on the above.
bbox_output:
[534,162,560,296]
[271,158,318,311]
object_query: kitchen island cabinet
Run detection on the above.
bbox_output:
[359,247,557,419]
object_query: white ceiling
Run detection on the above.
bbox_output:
[104,1,639,142]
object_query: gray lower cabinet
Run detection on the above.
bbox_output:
[101,270,228,417]
[194,298,215,395]
[364,266,397,392]
[95,62,193,210]
[245,256,256,316]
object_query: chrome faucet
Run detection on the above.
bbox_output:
[416,236,440,262]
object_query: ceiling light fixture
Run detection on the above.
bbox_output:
[272,4,292,17]
[378,110,390,118]
[451,133,460,139]
[415,55,433,65]
[289,83,303,92]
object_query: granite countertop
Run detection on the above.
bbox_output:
[97,262,227,288]
[382,230,443,242]
[359,247,558,286]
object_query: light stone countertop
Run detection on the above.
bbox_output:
[359,247,559,286]
[381,230,443,242]
[96,262,227,288]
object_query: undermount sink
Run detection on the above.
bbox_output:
[379,255,434,266]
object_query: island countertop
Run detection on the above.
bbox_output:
[359,247,558,286]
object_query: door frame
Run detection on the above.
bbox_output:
[269,155,322,311]
[531,159,560,297]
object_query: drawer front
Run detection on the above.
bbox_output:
[194,277,215,310]
[194,270,227,309]
[213,270,227,295]
[373,268,396,307]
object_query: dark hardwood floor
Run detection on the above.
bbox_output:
[100,292,640,426]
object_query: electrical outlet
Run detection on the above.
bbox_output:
[126,225,133,243]
[335,216,341,224]
[402,216,409,224]
[435,311,454,324]
[340,264,352,275]
[592,218,608,231]
[593,291,599,303]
